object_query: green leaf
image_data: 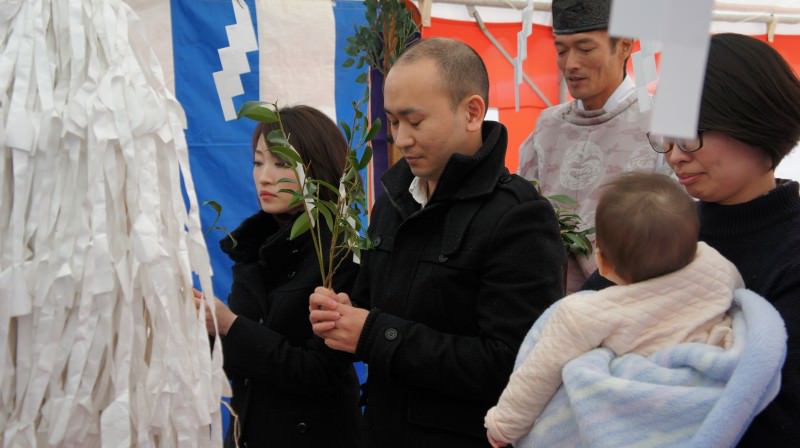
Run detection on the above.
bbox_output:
[270,146,302,166]
[355,73,368,84]
[278,188,302,197]
[238,101,279,123]
[548,194,578,207]
[287,194,304,208]
[361,236,373,250]
[277,177,298,185]
[340,122,352,142]
[565,232,583,245]
[564,233,592,256]
[202,199,222,215]
[317,202,335,232]
[363,119,382,143]
[342,168,356,183]
[305,181,318,195]
[347,212,364,232]
[357,146,373,171]
[290,212,311,240]
[343,58,355,68]
[318,200,340,221]
[316,179,341,196]
[202,200,238,248]
[267,129,292,148]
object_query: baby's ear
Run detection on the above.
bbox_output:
[595,248,611,278]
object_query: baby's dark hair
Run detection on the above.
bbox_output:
[595,172,698,283]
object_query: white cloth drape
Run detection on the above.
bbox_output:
[1,0,227,446]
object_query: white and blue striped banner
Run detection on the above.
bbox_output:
[169,0,367,304]
[166,0,370,435]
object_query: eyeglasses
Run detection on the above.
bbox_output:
[647,130,705,154]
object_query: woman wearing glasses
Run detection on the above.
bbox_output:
[649,33,800,445]
[582,33,799,444]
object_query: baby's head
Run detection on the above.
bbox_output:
[595,172,698,285]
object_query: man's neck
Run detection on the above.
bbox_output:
[425,179,437,199]
[577,76,635,111]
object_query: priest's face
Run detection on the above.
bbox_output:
[554,30,632,110]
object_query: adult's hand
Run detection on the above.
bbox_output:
[309,287,346,334]
[194,289,237,336]
[320,302,368,353]
[309,287,367,353]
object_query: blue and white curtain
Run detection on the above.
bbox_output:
[169,0,368,302]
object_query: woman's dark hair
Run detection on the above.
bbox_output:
[251,105,347,201]
[700,33,800,169]
[596,172,699,283]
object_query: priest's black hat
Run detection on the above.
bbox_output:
[552,0,612,35]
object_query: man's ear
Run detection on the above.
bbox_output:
[464,94,486,132]
[619,38,634,59]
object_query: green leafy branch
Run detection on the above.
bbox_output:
[343,0,419,79]
[238,101,378,289]
[531,180,595,256]
[202,200,237,248]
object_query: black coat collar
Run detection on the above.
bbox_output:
[221,211,309,266]
[381,121,510,209]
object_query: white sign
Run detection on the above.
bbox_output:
[610,0,714,139]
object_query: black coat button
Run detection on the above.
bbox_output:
[384,328,398,341]
[438,254,448,263]
[373,236,382,247]
[287,271,296,279]
[297,422,308,434]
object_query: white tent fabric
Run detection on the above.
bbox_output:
[127,0,800,180]
[430,0,800,34]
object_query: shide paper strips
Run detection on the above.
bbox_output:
[1,0,228,446]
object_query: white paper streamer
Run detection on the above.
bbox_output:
[514,1,534,112]
[631,40,661,113]
[610,0,714,139]
[0,0,228,446]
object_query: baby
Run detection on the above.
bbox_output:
[485,172,743,447]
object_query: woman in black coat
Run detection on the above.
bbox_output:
[199,105,362,447]
[588,33,800,445]
[659,34,800,446]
